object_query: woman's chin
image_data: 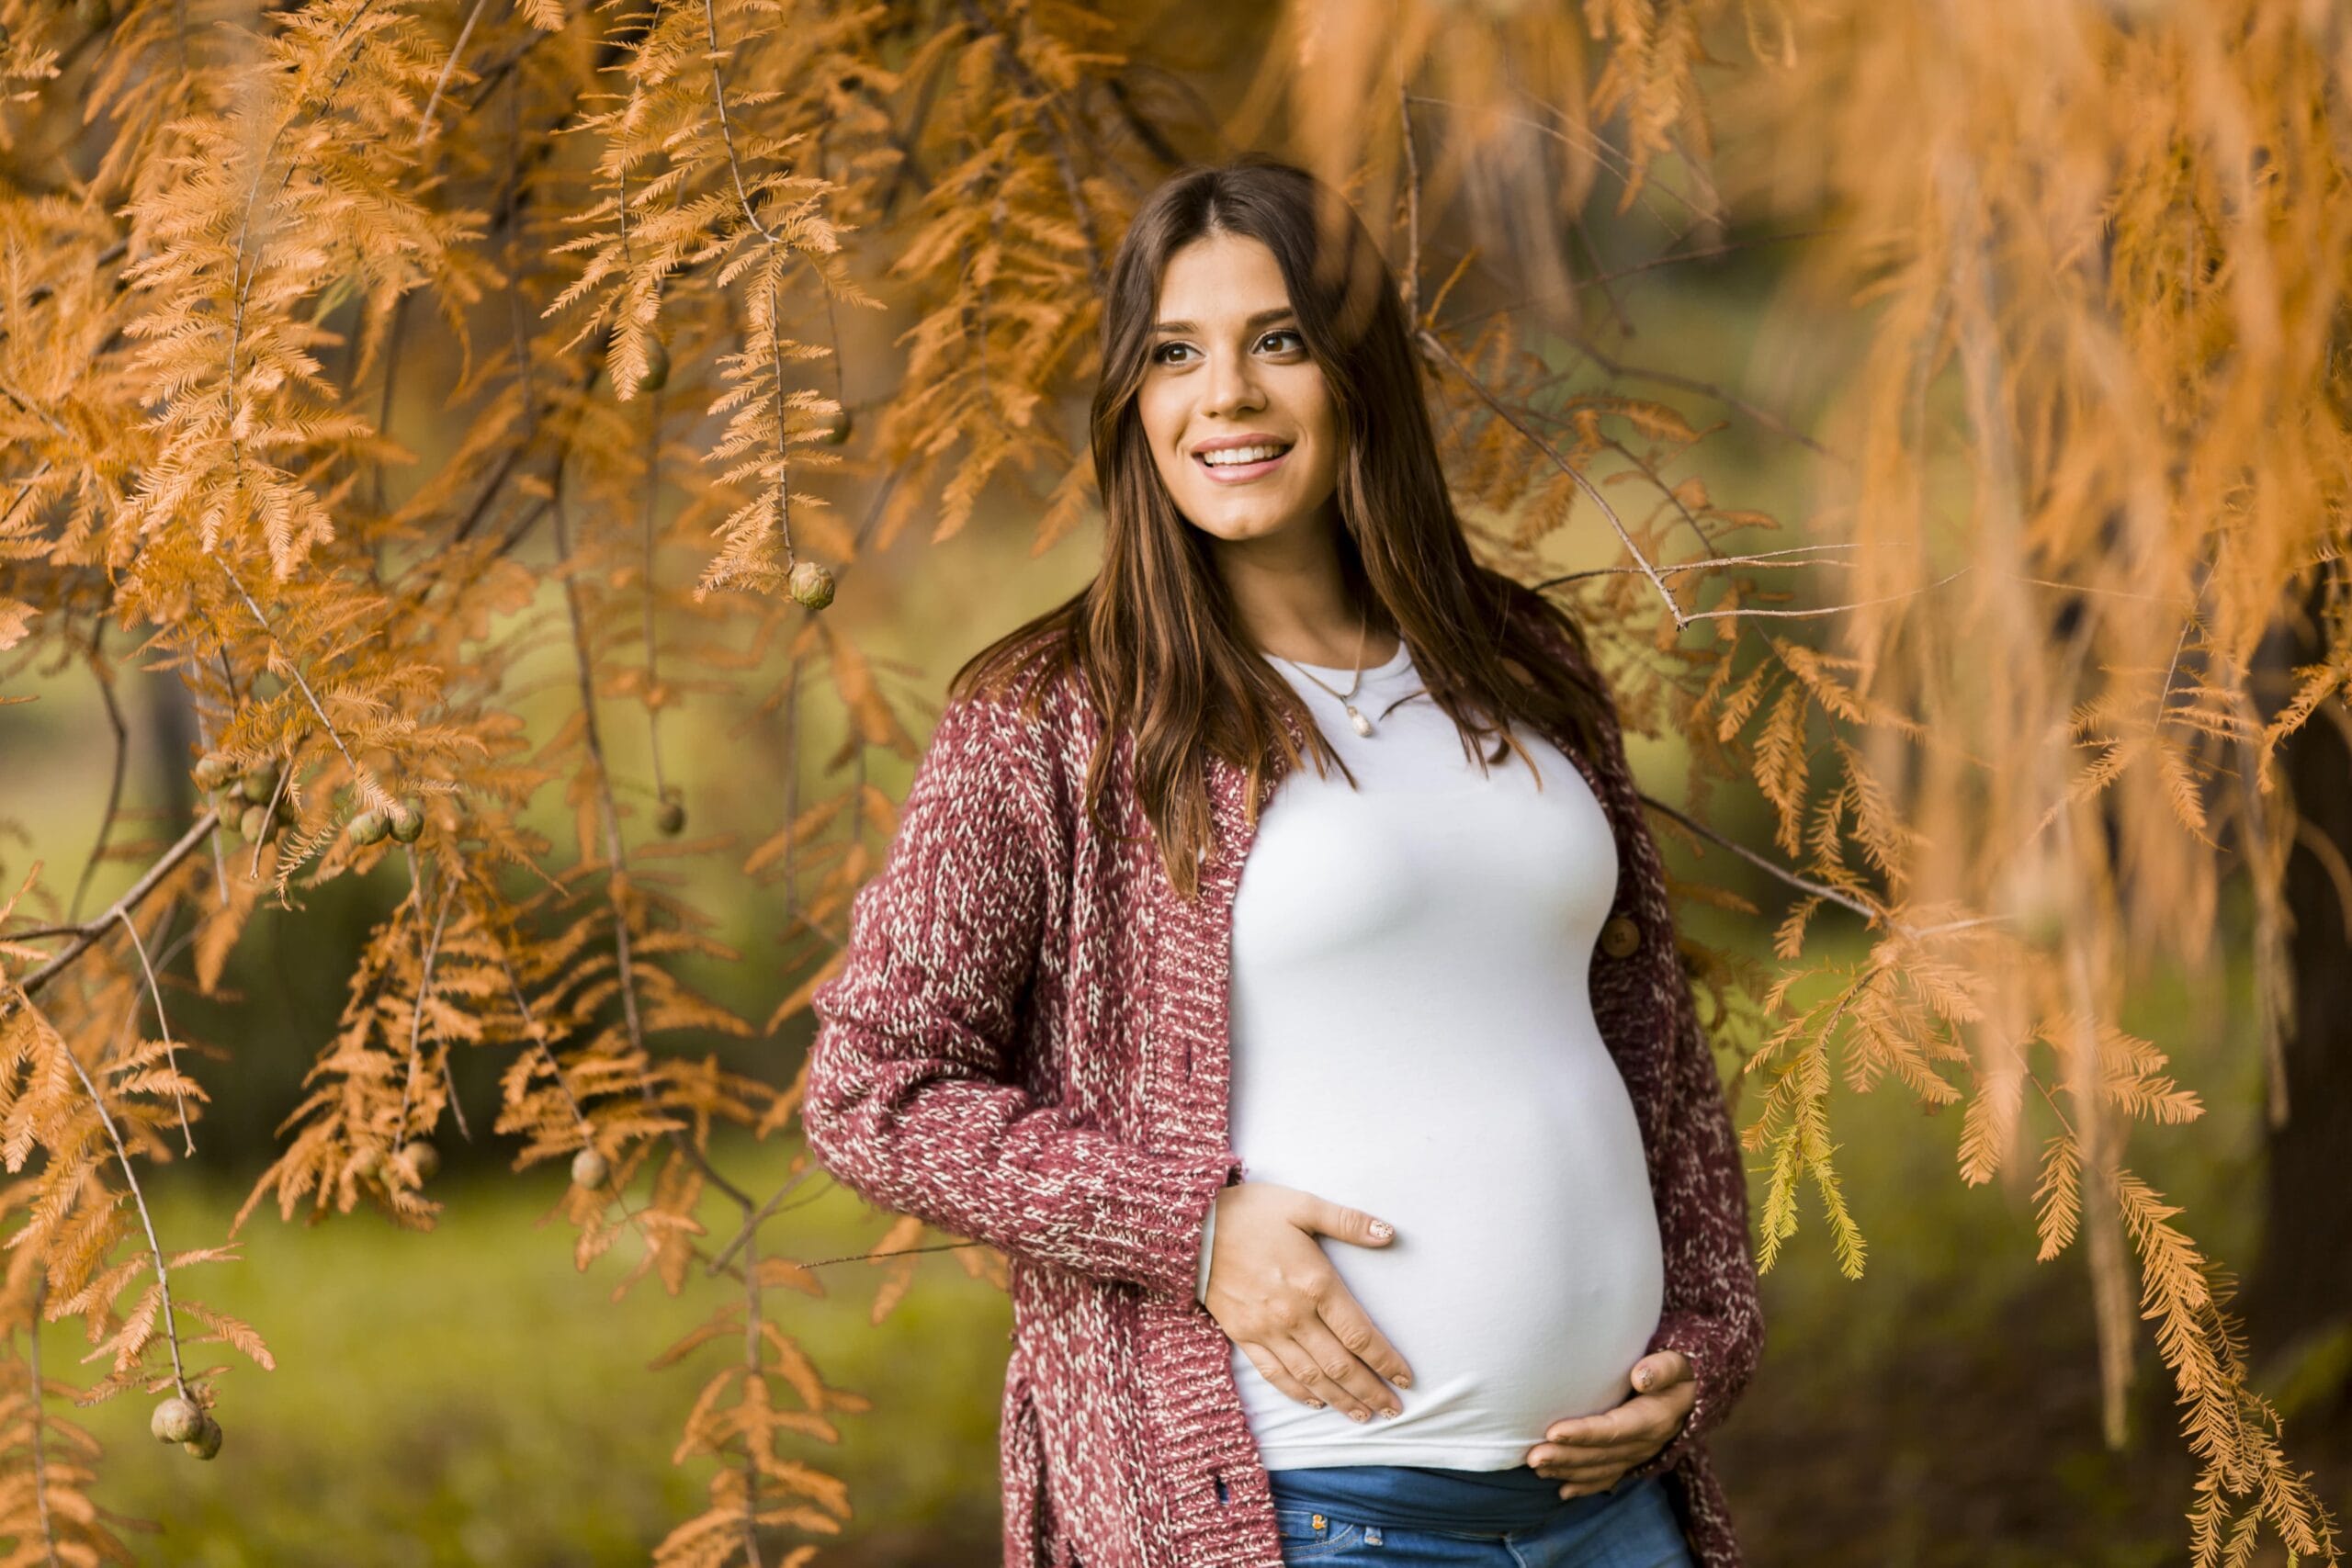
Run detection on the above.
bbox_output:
[1181,501,1329,545]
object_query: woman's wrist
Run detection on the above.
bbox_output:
[1194,1199,1217,1303]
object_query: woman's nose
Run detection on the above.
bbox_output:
[1202,351,1265,415]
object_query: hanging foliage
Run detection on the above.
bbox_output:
[0,0,2346,1563]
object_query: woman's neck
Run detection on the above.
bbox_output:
[1211,520,1398,671]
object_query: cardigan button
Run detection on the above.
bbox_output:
[1600,914,1642,959]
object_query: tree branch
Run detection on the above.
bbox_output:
[15,811,222,1000]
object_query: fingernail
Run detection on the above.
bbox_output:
[1381,1405,1400,1419]
[1393,1372,1412,1388]
[1368,1219,1393,1241]
[1349,1409,1368,1423]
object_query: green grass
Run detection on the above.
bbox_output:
[43,923,2313,1568]
[50,1136,1010,1567]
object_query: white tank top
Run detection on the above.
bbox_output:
[1207,637,1665,1471]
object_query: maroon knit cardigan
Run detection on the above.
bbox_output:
[803,604,1764,1568]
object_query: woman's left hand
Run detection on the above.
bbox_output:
[1523,1350,1695,1499]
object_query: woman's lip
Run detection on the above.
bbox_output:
[1193,446,1293,483]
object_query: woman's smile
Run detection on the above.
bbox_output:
[1194,444,1295,483]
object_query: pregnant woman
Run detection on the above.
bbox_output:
[802,154,1762,1568]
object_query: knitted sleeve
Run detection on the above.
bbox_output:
[802,692,1243,1301]
[1623,992,1766,1478]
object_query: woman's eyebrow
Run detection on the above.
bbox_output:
[1150,306,1298,335]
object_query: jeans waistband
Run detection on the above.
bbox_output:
[1265,1462,1622,1534]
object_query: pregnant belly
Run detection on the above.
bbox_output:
[1230,1055,1667,1463]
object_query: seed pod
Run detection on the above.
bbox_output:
[239,763,282,806]
[388,797,425,843]
[637,333,670,394]
[348,808,390,845]
[348,1145,382,1179]
[786,559,834,611]
[400,1139,440,1182]
[571,1146,610,1189]
[183,1416,222,1461]
[193,755,235,791]
[76,0,109,29]
[238,804,271,842]
[152,1394,205,1444]
[656,797,685,836]
[821,408,854,445]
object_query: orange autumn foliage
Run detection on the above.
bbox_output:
[0,1,2346,1564]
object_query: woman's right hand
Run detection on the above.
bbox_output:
[1201,1181,1414,1423]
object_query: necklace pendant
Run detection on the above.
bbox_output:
[1345,705,1374,737]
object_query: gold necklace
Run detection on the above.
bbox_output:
[1272,616,1380,737]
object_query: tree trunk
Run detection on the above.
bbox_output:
[2245,572,2352,1438]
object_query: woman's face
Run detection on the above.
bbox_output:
[1136,231,1342,548]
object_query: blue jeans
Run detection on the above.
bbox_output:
[1266,1466,1693,1567]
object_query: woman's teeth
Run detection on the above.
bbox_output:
[1200,444,1292,467]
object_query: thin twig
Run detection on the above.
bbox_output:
[392,873,457,1157]
[28,1274,57,1568]
[247,748,293,883]
[1534,541,1863,588]
[1566,206,1636,340]
[485,909,739,1261]
[642,381,669,806]
[114,908,196,1156]
[416,0,497,146]
[1407,89,1703,231]
[1677,567,1970,623]
[222,0,382,489]
[67,630,128,927]
[1596,432,1729,566]
[187,686,232,908]
[2153,553,2219,730]
[1435,229,1844,336]
[1637,789,1893,931]
[488,932,593,1134]
[2009,572,2190,606]
[551,467,755,1213]
[1558,330,1844,466]
[958,0,1106,293]
[741,1224,765,1568]
[32,984,196,1402]
[707,1162,823,1275]
[698,0,783,245]
[1417,326,1686,625]
[794,1239,988,1269]
[763,263,796,570]
[1,458,55,535]
[208,557,375,786]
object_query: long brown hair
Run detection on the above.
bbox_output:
[950,153,1618,901]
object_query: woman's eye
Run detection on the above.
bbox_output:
[1150,331,1303,365]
